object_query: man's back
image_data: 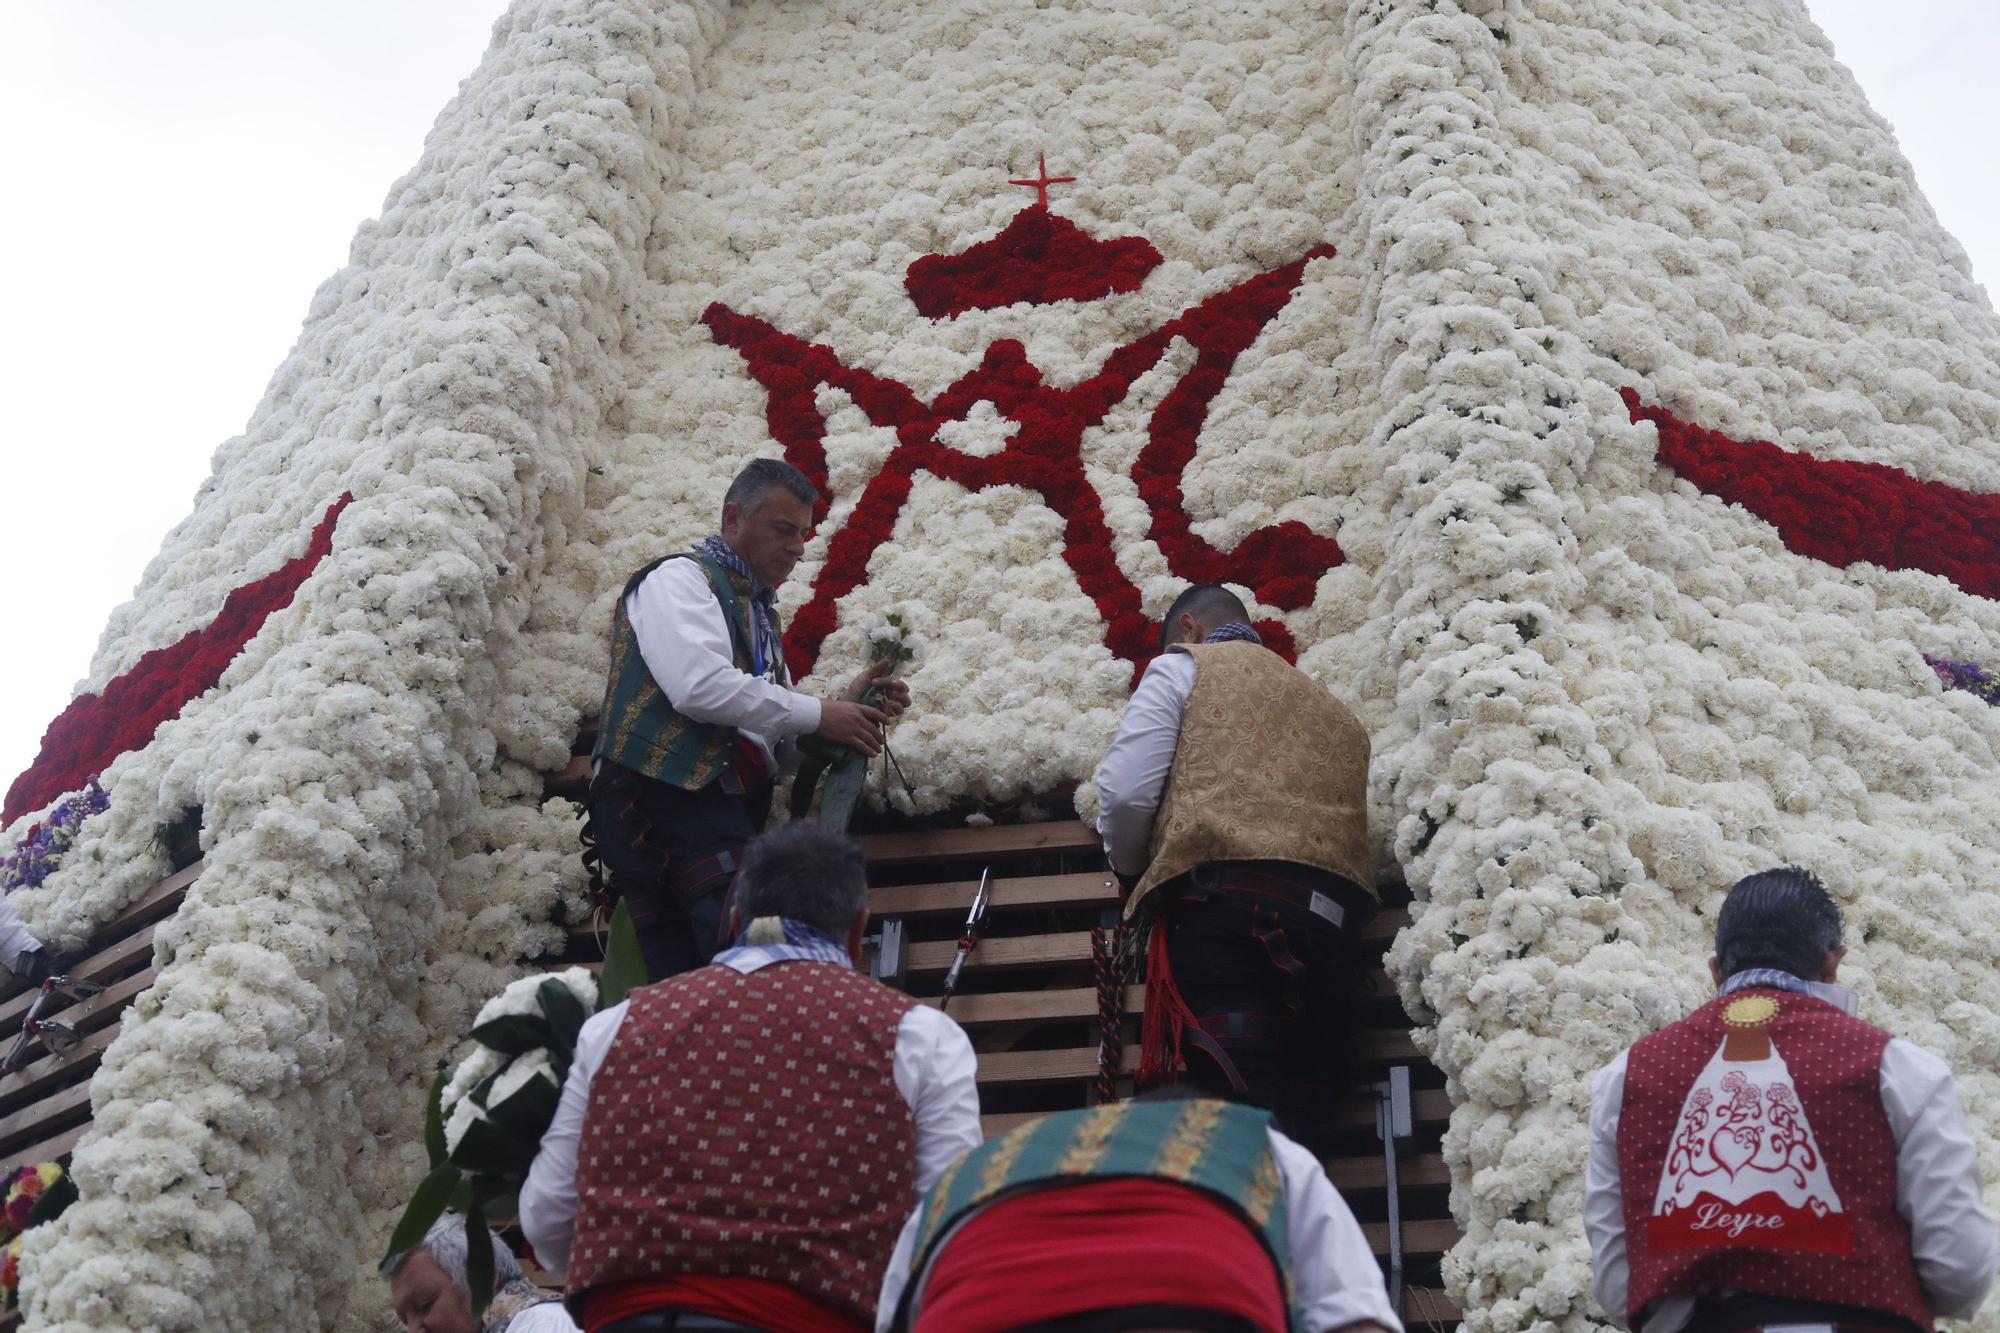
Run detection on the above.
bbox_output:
[1127,640,1374,917]
[568,962,920,1322]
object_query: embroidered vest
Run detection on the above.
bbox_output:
[482,1279,562,1333]
[593,552,780,790]
[566,961,919,1323]
[1615,988,1930,1331]
[895,1098,1296,1330]
[1128,642,1375,920]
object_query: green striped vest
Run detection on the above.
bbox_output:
[593,552,777,790]
[898,1098,1295,1328]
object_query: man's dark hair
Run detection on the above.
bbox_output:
[1714,866,1843,980]
[733,821,868,938]
[1159,583,1251,653]
[724,458,819,519]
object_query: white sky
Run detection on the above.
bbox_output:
[0,0,1994,796]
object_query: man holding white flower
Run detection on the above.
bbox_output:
[521,821,982,1333]
[586,458,910,980]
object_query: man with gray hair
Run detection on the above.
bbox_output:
[521,821,981,1333]
[1584,866,1996,1333]
[384,1214,578,1333]
[586,458,910,979]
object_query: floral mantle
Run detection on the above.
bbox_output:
[7,1,2000,1330]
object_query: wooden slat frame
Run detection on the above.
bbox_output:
[856,821,1101,866]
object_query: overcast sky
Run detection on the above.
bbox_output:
[0,1,1994,802]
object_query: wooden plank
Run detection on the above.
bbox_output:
[1361,1217,1459,1258]
[0,1028,116,1113]
[0,925,159,1030]
[0,1119,90,1176]
[857,821,1100,867]
[909,932,1093,975]
[976,1044,1140,1087]
[1338,1087,1452,1131]
[907,920,1407,977]
[869,872,1117,920]
[1326,1151,1452,1192]
[975,1032,1421,1087]
[931,986,1143,1027]
[0,860,196,1008]
[982,1093,1452,1139]
[0,1076,91,1154]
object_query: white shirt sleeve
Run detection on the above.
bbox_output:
[626,558,822,739]
[0,894,43,973]
[1585,1051,1633,1327]
[1093,652,1196,878]
[507,1304,583,1333]
[874,1206,925,1332]
[518,1000,628,1281]
[1273,1127,1404,1333]
[895,1004,984,1194]
[1880,1038,1999,1319]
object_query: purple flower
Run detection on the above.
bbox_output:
[1926,656,2000,707]
[0,777,108,894]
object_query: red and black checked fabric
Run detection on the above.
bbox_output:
[567,962,920,1322]
[1617,991,1929,1330]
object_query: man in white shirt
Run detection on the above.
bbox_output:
[584,458,904,979]
[1094,584,1374,1146]
[520,821,982,1333]
[384,1214,580,1333]
[1584,867,1996,1333]
[875,1090,1402,1333]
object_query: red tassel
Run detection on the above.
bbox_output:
[1136,924,1199,1088]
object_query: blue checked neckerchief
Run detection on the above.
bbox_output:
[1203,621,1264,646]
[1721,967,1858,1016]
[715,915,853,971]
[696,534,783,680]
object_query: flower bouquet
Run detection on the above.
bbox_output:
[1,780,108,894]
[385,903,649,1314]
[1927,655,2000,707]
[791,611,919,830]
[0,1159,77,1309]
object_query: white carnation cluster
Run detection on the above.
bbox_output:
[1358,3,2000,1330]
[7,0,1999,1329]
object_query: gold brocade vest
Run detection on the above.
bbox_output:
[1126,642,1375,920]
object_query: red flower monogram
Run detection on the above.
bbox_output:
[704,201,1340,681]
[3,494,353,824]
[1626,390,2000,601]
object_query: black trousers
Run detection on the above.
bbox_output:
[585,762,769,981]
[1160,862,1367,1148]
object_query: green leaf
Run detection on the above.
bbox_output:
[423,1067,449,1169]
[598,900,649,1008]
[816,749,867,833]
[445,1106,532,1178]
[789,749,831,822]
[26,1167,78,1229]
[465,1197,495,1318]
[483,1066,560,1140]
[467,1010,556,1058]
[382,1163,462,1263]
[537,977,587,1053]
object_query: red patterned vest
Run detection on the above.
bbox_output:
[1615,988,1931,1331]
[566,961,921,1322]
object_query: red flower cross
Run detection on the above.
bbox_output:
[702,242,1343,679]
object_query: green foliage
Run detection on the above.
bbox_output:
[382,1162,464,1263]
[423,1067,448,1169]
[598,899,648,1008]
